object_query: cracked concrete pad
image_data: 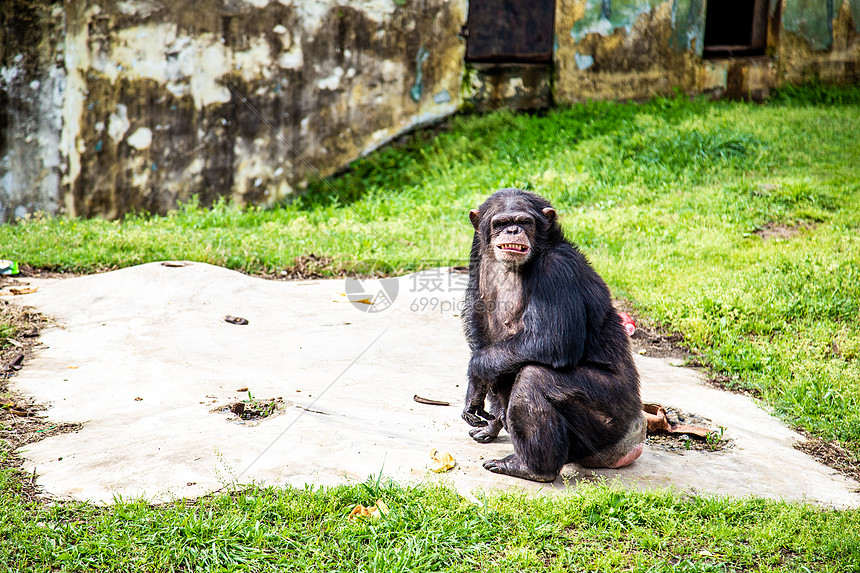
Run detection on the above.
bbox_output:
[8,262,860,507]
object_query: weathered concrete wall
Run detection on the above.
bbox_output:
[0,0,65,222]
[554,0,859,103]
[779,0,860,84]
[1,0,466,221]
[464,63,553,111]
[554,0,704,102]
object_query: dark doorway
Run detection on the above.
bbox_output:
[703,0,769,58]
[465,0,555,63]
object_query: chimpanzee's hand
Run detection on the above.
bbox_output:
[462,384,495,427]
[464,356,496,427]
[462,404,495,427]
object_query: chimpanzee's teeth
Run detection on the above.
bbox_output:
[499,244,527,252]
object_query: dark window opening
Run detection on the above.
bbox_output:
[703,0,768,58]
[465,0,555,63]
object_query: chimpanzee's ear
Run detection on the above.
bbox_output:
[469,209,481,230]
[542,207,556,224]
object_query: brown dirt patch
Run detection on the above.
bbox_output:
[794,430,860,488]
[0,293,82,501]
[276,253,342,280]
[613,302,693,361]
[210,396,291,427]
[753,221,815,241]
[15,263,87,279]
[704,373,764,399]
[261,253,392,281]
[628,327,692,360]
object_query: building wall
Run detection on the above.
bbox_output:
[1,0,858,222]
[554,0,860,103]
[1,0,466,221]
[554,0,702,102]
[780,0,860,84]
[0,0,65,222]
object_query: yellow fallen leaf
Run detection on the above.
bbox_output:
[348,504,372,521]
[348,499,389,521]
[333,295,372,305]
[429,448,456,473]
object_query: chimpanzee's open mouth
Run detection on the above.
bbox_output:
[497,243,529,253]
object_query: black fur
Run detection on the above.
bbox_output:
[462,188,643,482]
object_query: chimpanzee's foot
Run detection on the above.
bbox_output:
[482,454,558,482]
[469,418,503,443]
[469,428,497,443]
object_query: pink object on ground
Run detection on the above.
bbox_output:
[618,312,636,336]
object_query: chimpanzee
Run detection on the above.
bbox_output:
[462,188,645,482]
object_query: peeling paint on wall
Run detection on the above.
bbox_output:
[2,0,858,222]
[852,0,860,33]
[669,0,706,55]
[555,0,701,102]
[410,46,430,102]
[571,0,662,40]
[574,52,594,69]
[0,0,65,222]
[554,0,857,103]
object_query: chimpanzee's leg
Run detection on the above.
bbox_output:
[482,364,644,481]
[560,365,645,469]
[577,412,645,468]
[482,365,569,482]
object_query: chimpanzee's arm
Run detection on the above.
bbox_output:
[462,373,494,427]
[462,273,496,426]
[461,248,498,426]
[468,253,588,382]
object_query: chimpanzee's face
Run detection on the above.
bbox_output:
[488,210,535,267]
[469,190,557,270]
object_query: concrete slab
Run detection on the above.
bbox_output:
[7,262,860,507]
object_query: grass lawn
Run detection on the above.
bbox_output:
[1,471,859,572]
[1,83,859,571]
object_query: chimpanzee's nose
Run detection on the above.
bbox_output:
[506,226,521,234]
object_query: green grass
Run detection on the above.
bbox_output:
[1,470,858,572]
[1,84,859,569]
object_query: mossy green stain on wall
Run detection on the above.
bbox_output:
[410,45,429,102]
[783,0,837,50]
[571,0,663,41]
[570,0,707,57]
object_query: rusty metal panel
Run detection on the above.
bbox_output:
[465,0,555,63]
